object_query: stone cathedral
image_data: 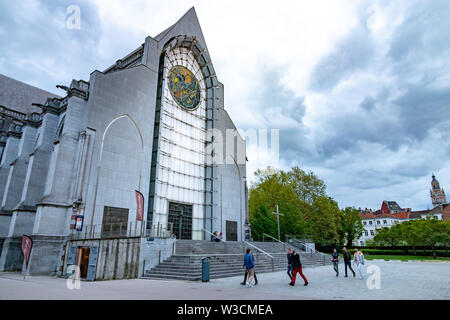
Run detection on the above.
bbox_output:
[0,8,248,279]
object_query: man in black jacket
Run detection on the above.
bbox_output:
[343,247,355,277]
[289,250,308,286]
[286,248,293,280]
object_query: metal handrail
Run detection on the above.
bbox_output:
[201,228,226,242]
[262,232,302,252]
[244,241,274,259]
[285,234,328,257]
[245,241,275,271]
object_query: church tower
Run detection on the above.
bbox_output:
[430,174,446,207]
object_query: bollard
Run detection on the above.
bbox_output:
[202,257,210,282]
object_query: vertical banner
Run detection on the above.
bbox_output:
[135,190,144,221]
[21,235,33,269]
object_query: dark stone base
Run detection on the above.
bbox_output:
[0,237,23,271]
[26,235,68,276]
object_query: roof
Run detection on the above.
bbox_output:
[0,74,60,114]
[384,201,402,211]
[360,211,410,220]
[409,210,430,219]
[392,212,409,219]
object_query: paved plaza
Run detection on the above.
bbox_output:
[0,260,449,300]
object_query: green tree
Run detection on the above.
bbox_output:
[373,226,402,247]
[419,218,444,258]
[340,207,364,248]
[304,196,341,245]
[281,166,327,204]
[248,205,277,241]
[399,220,423,255]
[249,168,308,240]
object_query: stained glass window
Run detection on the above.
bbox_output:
[167,65,201,110]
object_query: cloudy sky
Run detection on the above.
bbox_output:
[1,0,449,211]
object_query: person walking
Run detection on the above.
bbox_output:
[241,250,258,285]
[353,247,365,279]
[243,248,255,287]
[343,247,355,278]
[286,248,293,280]
[289,250,308,286]
[332,248,339,277]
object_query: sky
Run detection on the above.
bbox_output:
[0,0,449,211]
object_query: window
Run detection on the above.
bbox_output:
[383,220,387,224]
[101,206,129,238]
[377,220,380,224]
[364,231,368,236]
[370,230,375,236]
[360,241,365,246]
[363,221,367,225]
[369,221,373,225]
[434,216,438,220]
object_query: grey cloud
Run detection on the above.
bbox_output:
[240,66,311,161]
[388,1,450,64]
[0,1,103,91]
[308,24,374,92]
[0,0,147,94]
[359,96,376,111]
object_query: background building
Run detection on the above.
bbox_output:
[357,175,447,246]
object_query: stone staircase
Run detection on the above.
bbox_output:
[142,240,333,281]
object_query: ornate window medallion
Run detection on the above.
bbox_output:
[167,65,201,110]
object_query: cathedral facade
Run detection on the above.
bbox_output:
[0,8,248,277]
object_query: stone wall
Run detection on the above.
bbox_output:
[65,237,141,280]
[139,237,176,275]
[0,236,23,271]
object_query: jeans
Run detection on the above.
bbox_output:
[333,261,339,276]
[356,262,364,279]
[287,265,293,280]
[344,261,355,277]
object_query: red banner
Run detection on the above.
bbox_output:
[135,190,144,221]
[21,235,33,268]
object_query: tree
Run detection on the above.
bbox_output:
[280,166,327,204]
[399,220,423,255]
[304,196,341,245]
[249,168,308,240]
[340,207,364,248]
[419,218,444,258]
[249,205,277,241]
[373,226,402,248]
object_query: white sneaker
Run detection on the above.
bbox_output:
[246,282,251,288]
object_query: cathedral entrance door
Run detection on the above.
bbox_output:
[226,221,238,241]
[77,247,90,279]
[168,202,193,240]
